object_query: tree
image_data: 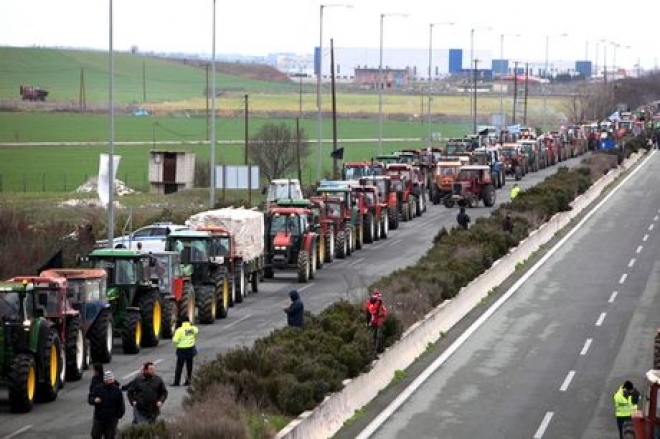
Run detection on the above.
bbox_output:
[247,122,309,183]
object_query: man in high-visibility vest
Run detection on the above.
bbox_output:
[172,316,198,386]
[613,380,636,439]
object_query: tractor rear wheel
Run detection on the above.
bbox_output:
[380,211,389,239]
[482,185,496,207]
[160,299,176,340]
[402,201,410,222]
[36,330,63,403]
[8,353,37,413]
[65,317,85,381]
[388,206,399,229]
[122,311,142,354]
[297,251,310,283]
[415,195,423,217]
[197,286,217,324]
[309,243,317,279]
[335,229,347,259]
[138,291,162,348]
[179,282,196,323]
[317,236,325,268]
[89,309,113,364]
[216,277,230,319]
[364,213,374,243]
[374,214,381,241]
[325,230,335,262]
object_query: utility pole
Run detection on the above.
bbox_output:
[331,38,339,180]
[472,59,479,134]
[523,63,529,126]
[142,58,147,102]
[512,61,519,125]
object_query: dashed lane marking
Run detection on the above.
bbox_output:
[122,358,164,380]
[595,313,607,327]
[2,425,33,439]
[643,234,649,242]
[608,291,618,303]
[533,412,554,439]
[580,339,592,356]
[559,370,576,391]
[628,258,636,268]
[637,245,643,253]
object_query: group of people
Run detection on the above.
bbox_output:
[284,288,388,354]
[87,316,199,438]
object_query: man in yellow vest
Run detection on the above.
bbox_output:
[509,183,521,201]
[172,316,198,386]
[613,380,636,439]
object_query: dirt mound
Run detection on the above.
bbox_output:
[216,63,291,82]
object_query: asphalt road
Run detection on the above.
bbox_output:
[0,156,587,439]
[354,151,659,439]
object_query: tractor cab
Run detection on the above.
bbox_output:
[266,178,303,208]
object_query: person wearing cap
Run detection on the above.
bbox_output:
[88,370,125,439]
[613,380,637,439]
[172,316,199,386]
[284,290,304,328]
[365,289,388,354]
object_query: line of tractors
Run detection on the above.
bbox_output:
[0,125,592,414]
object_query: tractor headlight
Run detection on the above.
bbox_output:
[275,246,286,251]
[23,319,31,330]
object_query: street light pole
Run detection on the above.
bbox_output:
[378,12,407,155]
[499,33,520,130]
[469,26,490,134]
[209,0,217,208]
[317,3,352,182]
[427,21,454,147]
[107,0,115,244]
[543,33,567,131]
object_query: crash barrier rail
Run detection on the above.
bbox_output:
[275,151,646,439]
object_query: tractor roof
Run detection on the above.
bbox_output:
[460,165,491,170]
[275,198,312,207]
[9,276,67,289]
[40,268,107,280]
[0,280,35,293]
[89,248,142,258]
[647,369,660,385]
[269,207,310,215]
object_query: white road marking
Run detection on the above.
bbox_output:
[649,224,655,231]
[608,291,618,303]
[354,153,654,439]
[654,215,658,221]
[636,245,643,253]
[559,370,576,391]
[123,358,164,380]
[353,257,365,264]
[580,338,593,356]
[2,425,33,439]
[533,412,554,439]
[628,258,636,268]
[596,312,607,327]
[643,234,649,242]
[224,313,253,329]
[297,283,314,292]
[619,273,627,284]
[389,238,402,246]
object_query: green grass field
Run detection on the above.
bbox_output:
[0,46,569,194]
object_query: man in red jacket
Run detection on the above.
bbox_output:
[365,289,388,354]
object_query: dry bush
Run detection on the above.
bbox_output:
[171,385,250,439]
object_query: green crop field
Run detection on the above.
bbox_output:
[0,46,569,195]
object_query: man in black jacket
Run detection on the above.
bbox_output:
[88,370,125,439]
[456,207,471,230]
[125,361,168,425]
[284,290,304,328]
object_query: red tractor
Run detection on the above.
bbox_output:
[541,135,559,165]
[444,164,497,208]
[385,163,419,222]
[352,184,389,243]
[360,175,400,230]
[309,196,337,263]
[264,205,319,282]
[500,144,526,180]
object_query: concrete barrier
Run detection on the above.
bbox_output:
[275,152,645,439]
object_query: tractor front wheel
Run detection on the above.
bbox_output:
[297,251,310,283]
[65,317,85,381]
[179,282,196,323]
[122,311,142,355]
[89,309,113,364]
[36,330,63,403]
[138,292,162,348]
[216,277,230,319]
[482,185,496,207]
[160,299,176,340]
[197,286,217,324]
[335,229,347,259]
[325,230,335,262]
[8,353,36,413]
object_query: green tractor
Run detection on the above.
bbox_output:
[165,230,231,324]
[0,280,65,413]
[82,248,166,353]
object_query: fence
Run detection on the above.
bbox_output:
[0,172,149,193]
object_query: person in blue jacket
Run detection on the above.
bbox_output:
[284,290,304,328]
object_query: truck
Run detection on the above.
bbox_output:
[186,208,265,302]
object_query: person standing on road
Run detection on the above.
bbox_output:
[284,290,304,328]
[613,380,636,439]
[172,316,198,387]
[509,183,521,201]
[456,207,471,230]
[125,361,168,425]
[88,370,125,439]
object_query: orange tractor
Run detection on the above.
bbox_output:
[431,157,467,204]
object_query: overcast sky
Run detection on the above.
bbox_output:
[1,0,656,70]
